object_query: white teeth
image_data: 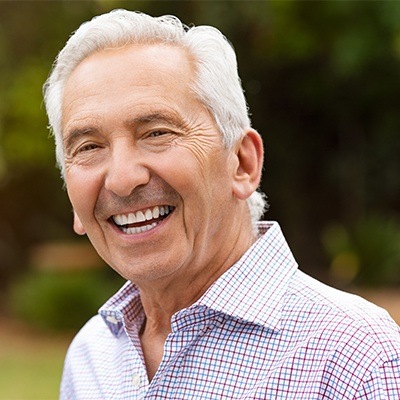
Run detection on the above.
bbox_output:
[136,210,145,222]
[145,209,152,220]
[113,214,125,226]
[123,222,158,235]
[128,213,136,224]
[113,205,173,234]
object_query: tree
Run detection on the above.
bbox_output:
[1,1,400,288]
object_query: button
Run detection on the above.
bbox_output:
[132,373,141,387]
[106,315,119,324]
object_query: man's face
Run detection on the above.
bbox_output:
[62,44,244,285]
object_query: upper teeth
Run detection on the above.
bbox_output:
[113,205,171,226]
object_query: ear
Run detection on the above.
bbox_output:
[73,210,86,235]
[232,129,264,200]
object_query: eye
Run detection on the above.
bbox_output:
[149,130,169,138]
[75,142,100,154]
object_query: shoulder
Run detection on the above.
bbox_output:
[285,270,400,362]
[60,315,130,399]
[64,315,114,365]
[65,314,126,359]
[276,270,400,396]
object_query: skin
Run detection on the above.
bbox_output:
[62,43,264,379]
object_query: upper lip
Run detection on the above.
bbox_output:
[111,205,174,226]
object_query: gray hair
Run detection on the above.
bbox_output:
[43,9,267,223]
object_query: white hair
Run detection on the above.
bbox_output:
[43,9,267,223]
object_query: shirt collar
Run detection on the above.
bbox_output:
[99,281,142,337]
[193,221,298,331]
[99,221,297,335]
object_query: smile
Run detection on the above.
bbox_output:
[111,205,174,234]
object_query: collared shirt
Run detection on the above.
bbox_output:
[60,222,400,399]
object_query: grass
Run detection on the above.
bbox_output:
[0,318,73,400]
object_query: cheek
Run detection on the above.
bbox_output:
[160,148,233,211]
[66,168,101,219]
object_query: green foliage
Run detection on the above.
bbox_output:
[1,1,400,286]
[11,269,125,331]
[2,59,52,167]
[322,215,400,286]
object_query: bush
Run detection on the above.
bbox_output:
[10,268,125,331]
[322,215,400,286]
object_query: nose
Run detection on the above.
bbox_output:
[104,143,150,198]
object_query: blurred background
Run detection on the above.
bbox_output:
[1,1,400,398]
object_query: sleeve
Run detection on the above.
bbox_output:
[354,357,400,400]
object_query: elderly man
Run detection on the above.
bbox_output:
[44,9,400,399]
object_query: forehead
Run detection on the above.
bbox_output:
[68,42,193,81]
[61,44,198,133]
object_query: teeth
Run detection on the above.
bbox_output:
[113,214,125,226]
[113,205,173,232]
[136,210,145,222]
[145,209,152,220]
[128,213,136,224]
[123,222,157,235]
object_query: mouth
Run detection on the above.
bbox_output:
[110,205,175,234]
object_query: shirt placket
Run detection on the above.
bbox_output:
[144,308,214,398]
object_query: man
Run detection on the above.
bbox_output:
[44,9,400,399]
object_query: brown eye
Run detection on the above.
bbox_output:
[77,143,100,153]
[149,130,169,138]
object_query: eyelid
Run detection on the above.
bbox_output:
[69,140,103,158]
[77,142,99,152]
[63,127,99,153]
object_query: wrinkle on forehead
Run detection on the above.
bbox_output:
[62,43,195,117]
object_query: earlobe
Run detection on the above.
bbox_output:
[232,129,264,200]
[73,211,86,235]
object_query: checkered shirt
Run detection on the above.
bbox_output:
[60,221,400,399]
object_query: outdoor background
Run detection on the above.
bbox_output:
[1,1,400,399]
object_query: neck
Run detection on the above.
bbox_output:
[139,219,257,335]
[137,215,257,381]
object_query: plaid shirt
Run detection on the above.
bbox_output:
[60,222,400,399]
